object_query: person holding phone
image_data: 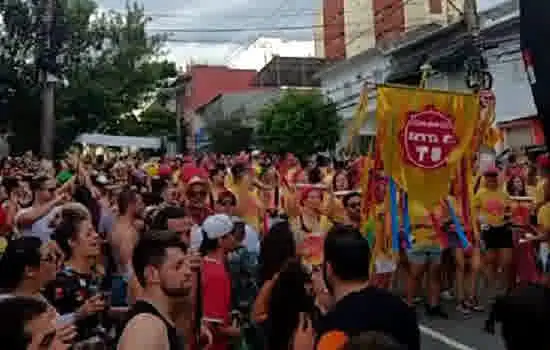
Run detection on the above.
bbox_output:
[44,205,106,343]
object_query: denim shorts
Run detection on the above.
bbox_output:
[407,246,442,265]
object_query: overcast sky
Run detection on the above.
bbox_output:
[97,0,507,68]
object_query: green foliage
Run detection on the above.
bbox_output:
[204,117,254,154]
[0,0,177,154]
[102,105,176,137]
[256,90,341,158]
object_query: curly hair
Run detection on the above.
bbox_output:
[52,204,90,258]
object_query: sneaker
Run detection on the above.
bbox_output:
[425,304,449,319]
[466,297,485,312]
[440,290,455,301]
[456,301,472,317]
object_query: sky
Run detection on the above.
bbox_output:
[97,0,506,70]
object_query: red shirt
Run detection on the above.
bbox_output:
[202,257,232,350]
[0,206,8,233]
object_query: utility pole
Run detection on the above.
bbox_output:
[463,0,492,91]
[40,0,56,159]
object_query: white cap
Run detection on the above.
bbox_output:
[202,214,234,240]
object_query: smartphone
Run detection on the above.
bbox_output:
[100,291,112,306]
[57,313,76,326]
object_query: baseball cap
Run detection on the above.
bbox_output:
[202,214,234,240]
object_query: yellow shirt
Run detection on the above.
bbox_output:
[0,237,7,255]
[536,178,548,207]
[538,203,550,233]
[373,203,393,256]
[229,183,261,232]
[473,188,509,226]
[324,196,346,224]
[290,214,332,245]
[408,200,438,247]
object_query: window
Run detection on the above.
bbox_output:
[429,0,442,14]
[343,82,352,97]
[506,126,533,148]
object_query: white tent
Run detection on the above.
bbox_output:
[75,133,162,149]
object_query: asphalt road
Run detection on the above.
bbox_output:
[417,305,505,350]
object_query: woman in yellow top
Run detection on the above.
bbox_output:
[228,162,263,233]
[256,165,285,234]
[473,166,513,296]
[289,187,332,266]
[405,199,447,318]
[323,170,353,224]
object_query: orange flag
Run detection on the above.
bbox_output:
[376,85,480,207]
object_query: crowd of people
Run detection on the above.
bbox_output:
[0,149,548,350]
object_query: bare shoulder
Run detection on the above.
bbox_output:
[118,313,169,350]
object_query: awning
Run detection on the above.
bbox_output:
[75,133,162,149]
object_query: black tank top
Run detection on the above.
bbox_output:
[121,300,184,350]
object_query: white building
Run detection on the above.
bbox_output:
[317,0,542,150]
[315,48,390,147]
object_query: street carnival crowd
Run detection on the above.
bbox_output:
[0,148,548,350]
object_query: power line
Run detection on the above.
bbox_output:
[150,23,341,33]
[222,0,294,64]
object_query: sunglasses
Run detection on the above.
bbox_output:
[347,202,361,209]
[189,191,207,198]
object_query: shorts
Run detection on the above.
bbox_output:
[407,246,442,265]
[482,225,513,250]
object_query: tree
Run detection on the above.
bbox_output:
[102,105,176,137]
[256,90,341,158]
[204,117,254,154]
[0,0,177,154]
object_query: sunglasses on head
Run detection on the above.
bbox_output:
[41,252,60,264]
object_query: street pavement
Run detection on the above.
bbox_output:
[417,304,505,350]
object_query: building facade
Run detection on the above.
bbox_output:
[197,88,284,129]
[253,56,329,87]
[174,65,258,151]
[313,0,463,59]
[316,48,390,148]
[317,0,541,150]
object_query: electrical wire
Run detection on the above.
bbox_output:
[221,0,296,64]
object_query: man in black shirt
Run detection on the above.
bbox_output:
[316,225,420,350]
[118,230,193,350]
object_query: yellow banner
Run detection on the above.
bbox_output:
[376,85,480,207]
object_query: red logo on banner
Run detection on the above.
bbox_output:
[400,106,458,169]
